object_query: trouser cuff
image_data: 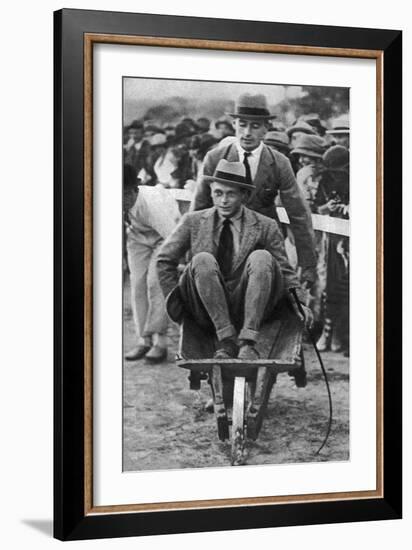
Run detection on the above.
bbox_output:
[238,328,259,342]
[216,324,237,341]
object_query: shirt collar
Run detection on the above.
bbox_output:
[215,205,244,231]
[236,140,264,161]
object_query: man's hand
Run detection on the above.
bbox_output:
[290,299,314,330]
[300,266,317,289]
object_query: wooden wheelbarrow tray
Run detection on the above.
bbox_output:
[176,302,305,465]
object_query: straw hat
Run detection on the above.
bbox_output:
[326,115,350,135]
[202,159,254,191]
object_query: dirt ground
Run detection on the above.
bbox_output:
[123,288,349,471]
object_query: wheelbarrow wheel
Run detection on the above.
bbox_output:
[231,377,247,466]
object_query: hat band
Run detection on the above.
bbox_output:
[235,106,270,117]
[332,126,349,131]
[214,170,249,185]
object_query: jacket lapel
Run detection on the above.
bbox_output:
[232,208,260,272]
[253,144,275,189]
[226,143,240,162]
[193,208,217,255]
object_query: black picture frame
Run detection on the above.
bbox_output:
[54,8,402,541]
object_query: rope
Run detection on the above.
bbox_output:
[290,289,333,455]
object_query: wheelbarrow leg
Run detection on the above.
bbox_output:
[211,365,229,441]
[231,376,247,465]
[247,367,276,440]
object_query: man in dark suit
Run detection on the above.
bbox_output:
[192,93,317,286]
[157,160,311,361]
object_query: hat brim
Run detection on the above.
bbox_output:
[286,127,316,137]
[290,147,323,158]
[202,174,254,190]
[264,140,290,150]
[326,129,350,135]
[226,112,277,120]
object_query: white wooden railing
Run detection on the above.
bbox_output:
[169,188,350,237]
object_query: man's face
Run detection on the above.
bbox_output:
[235,118,267,151]
[128,128,143,142]
[298,155,322,168]
[210,181,245,218]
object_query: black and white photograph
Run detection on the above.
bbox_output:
[122,77,350,470]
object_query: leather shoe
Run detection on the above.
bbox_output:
[238,344,260,360]
[214,338,238,359]
[237,340,260,360]
[145,345,168,364]
[125,344,151,361]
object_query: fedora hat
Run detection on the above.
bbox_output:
[326,114,350,135]
[300,113,327,135]
[290,134,327,159]
[263,130,290,152]
[286,120,317,137]
[227,93,276,120]
[202,159,254,191]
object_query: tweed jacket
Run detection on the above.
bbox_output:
[156,207,301,320]
[191,142,317,268]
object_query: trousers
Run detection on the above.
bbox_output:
[179,250,284,342]
[127,237,169,343]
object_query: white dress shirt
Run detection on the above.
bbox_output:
[215,206,244,258]
[235,141,264,181]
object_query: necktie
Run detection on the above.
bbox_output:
[216,218,233,279]
[243,152,252,185]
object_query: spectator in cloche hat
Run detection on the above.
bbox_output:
[196,117,211,134]
[214,117,235,141]
[286,120,317,148]
[263,130,290,156]
[290,134,327,212]
[185,133,219,191]
[149,133,178,188]
[326,114,350,149]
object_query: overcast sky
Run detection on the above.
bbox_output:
[123,77,305,124]
[124,77,291,103]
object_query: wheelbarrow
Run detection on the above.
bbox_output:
[176,300,306,465]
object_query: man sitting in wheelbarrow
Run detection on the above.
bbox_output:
[156,159,313,361]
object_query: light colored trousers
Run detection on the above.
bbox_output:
[127,235,169,345]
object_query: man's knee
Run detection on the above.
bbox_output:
[247,249,273,269]
[191,252,218,273]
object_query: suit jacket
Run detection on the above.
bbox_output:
[156,206,301,320]
[191,142,317,268]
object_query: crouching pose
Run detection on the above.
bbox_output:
[156,159,312,360]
